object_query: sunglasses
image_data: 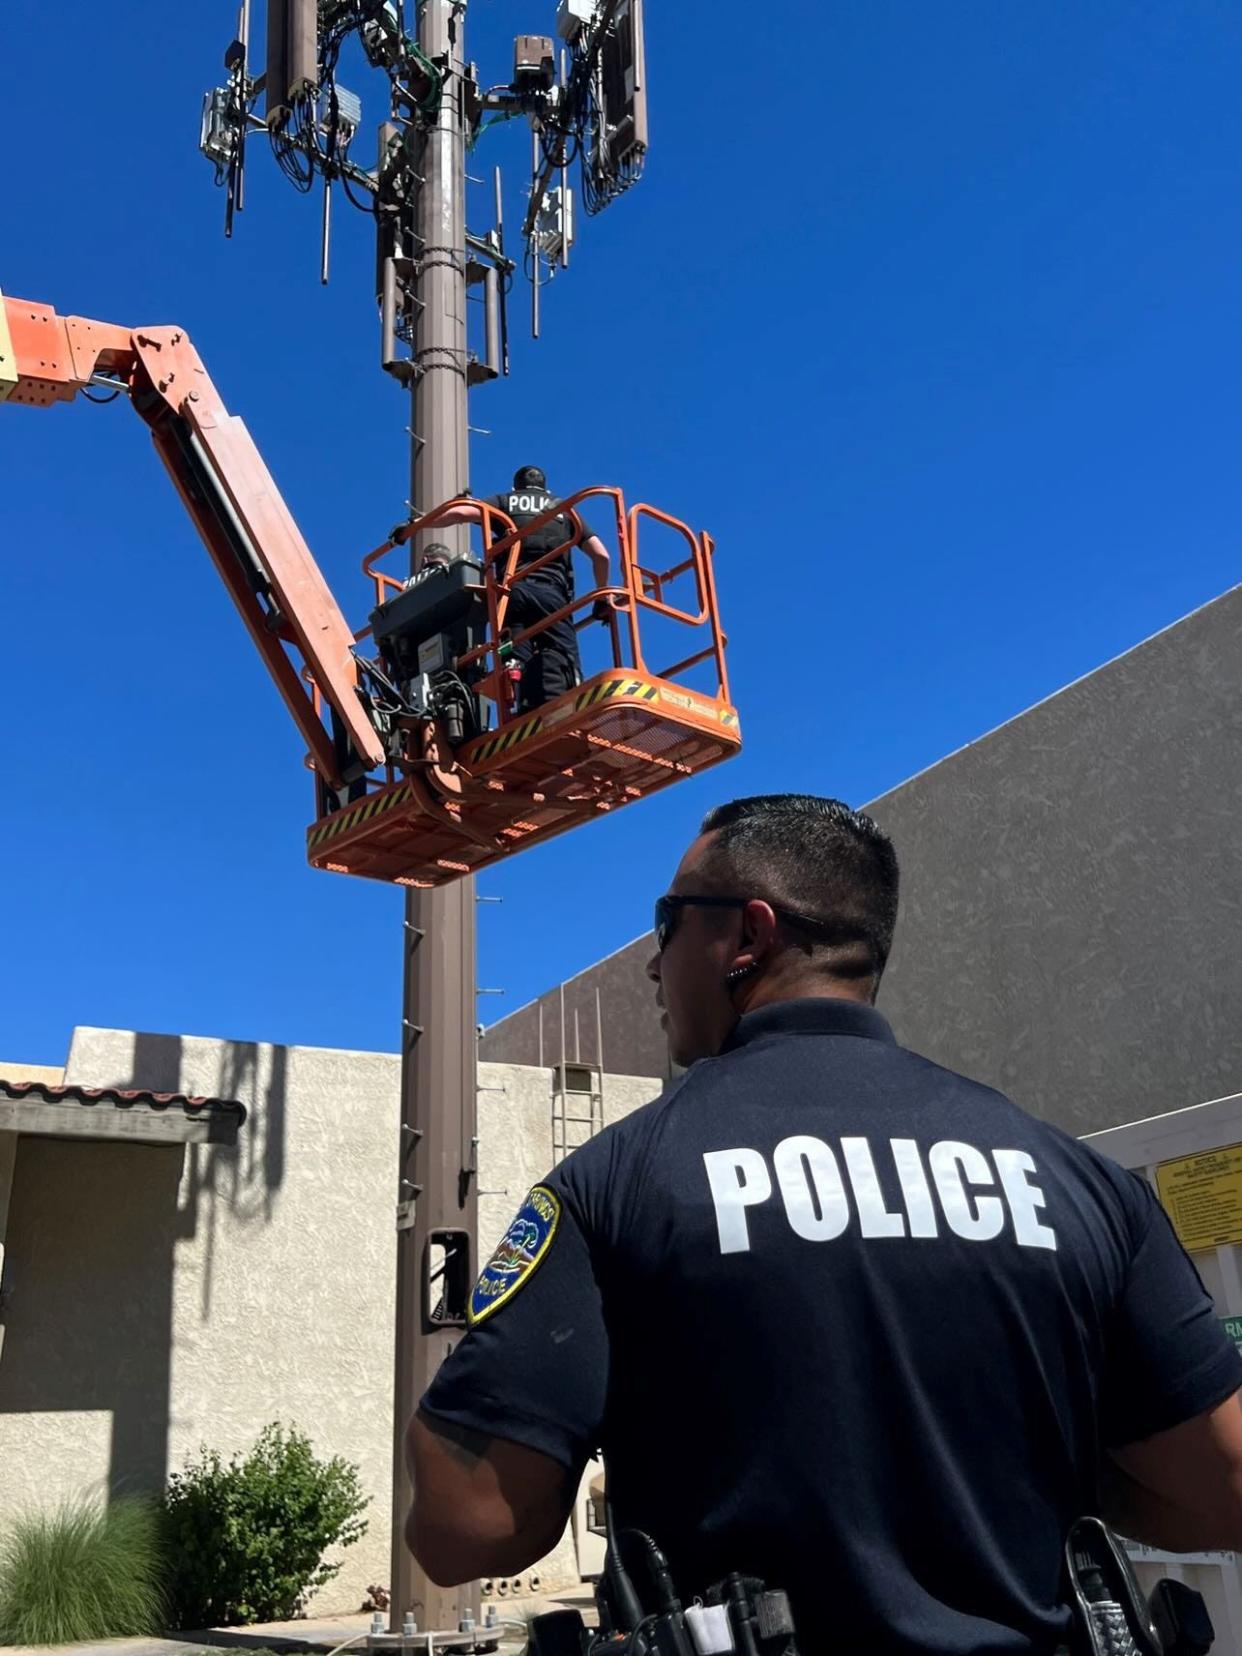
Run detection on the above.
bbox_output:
[653,893,874,957]
[653,894,749,952]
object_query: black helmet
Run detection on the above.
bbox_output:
[513,465,547,490]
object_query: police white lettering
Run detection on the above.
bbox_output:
[703,1135,1057,1253]
[773,1135,850,1241]
[889,1138,939,1237]
[841,1137,906,1237]
[703,1148,772,1254]
[928,1141,1005,1241]
[993,1149,1057,1250]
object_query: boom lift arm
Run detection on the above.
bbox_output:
[0,291,384,790]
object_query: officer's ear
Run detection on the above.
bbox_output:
[734,899,779,972]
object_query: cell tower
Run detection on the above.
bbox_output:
[201,0,647,338]
[199,0,649,1639]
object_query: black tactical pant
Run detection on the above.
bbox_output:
[507,577,581,710]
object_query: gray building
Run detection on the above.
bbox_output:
[481,584,1242,1136]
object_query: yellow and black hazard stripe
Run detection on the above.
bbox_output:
[575,676,659,711]
[471,713,544,764]
[309,782,414,849]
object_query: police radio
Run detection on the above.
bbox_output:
[527,1521,798,1656]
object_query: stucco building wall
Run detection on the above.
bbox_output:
[0,1028,661,1612]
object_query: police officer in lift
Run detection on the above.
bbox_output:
[405,795,1242,1653]
[435,466,613,711]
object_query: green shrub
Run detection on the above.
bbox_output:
[0,1495,164,1645]
[163,1423,368,1628]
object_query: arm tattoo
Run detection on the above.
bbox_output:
[420,1409,493,1470]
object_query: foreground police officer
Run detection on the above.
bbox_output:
[437,465,612,709]
[408,794,1242,1652]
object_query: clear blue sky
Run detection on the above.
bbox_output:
[3,1,1241,1066]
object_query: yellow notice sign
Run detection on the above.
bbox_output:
[1155,1143,1242,1253]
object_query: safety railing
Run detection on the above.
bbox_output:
[627,505,729,699]
[358,484,729,733]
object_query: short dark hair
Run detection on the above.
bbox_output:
[698,794,899,983]
[513,465,546,489]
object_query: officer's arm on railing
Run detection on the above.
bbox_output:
[1103,1390,1242,1553]
[430,502,484,528]
[582,531,611,591]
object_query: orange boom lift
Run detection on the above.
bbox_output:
[1,291,740,885]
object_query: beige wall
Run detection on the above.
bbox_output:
[0,1063,65,1085]
[0,1028,660,1615]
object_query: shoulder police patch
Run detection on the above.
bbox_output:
[469,1184,562,1326]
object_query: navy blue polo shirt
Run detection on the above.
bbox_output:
[422,999,1242,1654]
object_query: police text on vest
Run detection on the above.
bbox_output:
[702,1137,1056,1254]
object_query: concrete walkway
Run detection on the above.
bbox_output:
[4,1612,377,1656]
[2,1594,595,1656]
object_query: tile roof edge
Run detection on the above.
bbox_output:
[0,1079,247,1122]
